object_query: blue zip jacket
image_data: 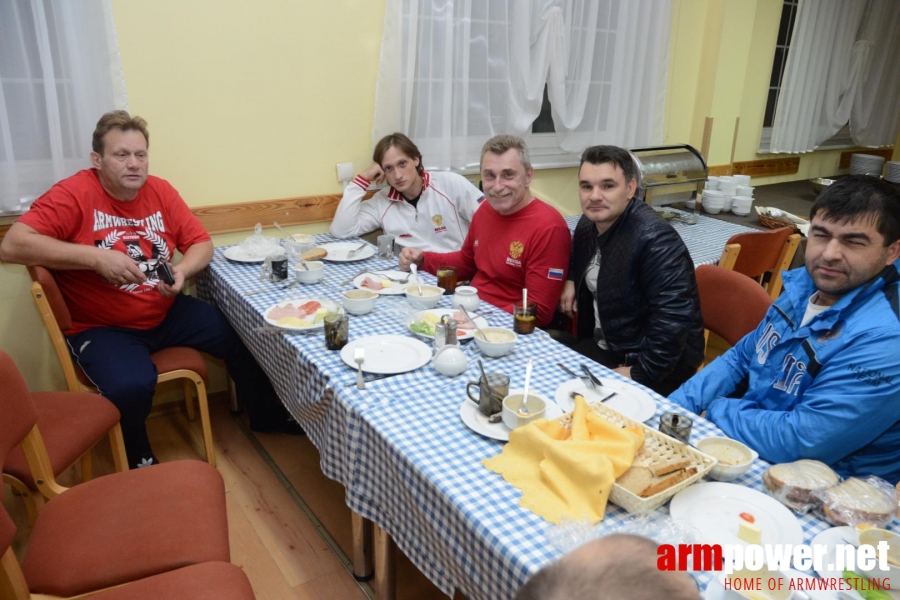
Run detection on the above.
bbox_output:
[670,264,900,483]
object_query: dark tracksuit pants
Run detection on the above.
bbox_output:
[67,294,287,467]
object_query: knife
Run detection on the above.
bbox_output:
[580,364,605,389]
[557,363,596,391]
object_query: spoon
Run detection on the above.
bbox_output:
[297,259,308,271]
[520,358,534,416]
[459,305,486,341]
[273,221,290,239]
[410,263,423,295]
[477,359,502,424]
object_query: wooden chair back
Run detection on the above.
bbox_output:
[27,266,93,393]
[722,228,801,299]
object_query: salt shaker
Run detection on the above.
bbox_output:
[433,321,447,351]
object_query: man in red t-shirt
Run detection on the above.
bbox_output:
[0,111,297,469]
[398,135,570,327]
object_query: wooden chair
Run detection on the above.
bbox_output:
[696,265,773,363]
[27,266,216,467]
[0,350,240,599]
[719,227,801,299]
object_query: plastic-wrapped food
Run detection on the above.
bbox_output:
[762,459,839,514]
[239,223,282,258]
[817,476,899,528]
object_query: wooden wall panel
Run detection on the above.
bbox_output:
[732,157,800,177]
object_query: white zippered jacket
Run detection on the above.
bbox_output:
[330,171,484,252]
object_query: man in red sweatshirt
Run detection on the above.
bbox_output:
[399,135,570,327]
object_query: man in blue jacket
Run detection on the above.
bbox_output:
[671,175,900,482]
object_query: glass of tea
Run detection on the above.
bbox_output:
[513,301,537,334]
[324,313,349,351]
[436,266,458,294]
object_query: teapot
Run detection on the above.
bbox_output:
[433,343,468,377]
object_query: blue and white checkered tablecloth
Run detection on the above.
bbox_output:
[564,210,757,267]
[199,233,833,600]
[342,346,834,599]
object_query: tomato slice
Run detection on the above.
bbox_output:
[739,512,755,524]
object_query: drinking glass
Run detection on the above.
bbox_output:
[377,234,395,259]
[436,266,458,294]
[513,301,537,334]
[466,372,510,417]
[324,314,349,351]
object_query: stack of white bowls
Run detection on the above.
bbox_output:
[702,189,726,214]
[731,195,754,216]
[706,176,721,190]
[732,174,751,186]
[885,161,900,184]
[850,154,885,176]
[717,177,739,212]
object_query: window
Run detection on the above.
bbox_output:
[373,0,672,173]
[0,1,126,215]
[759,0,855,152]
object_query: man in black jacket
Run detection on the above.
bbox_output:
[558,145,705,396]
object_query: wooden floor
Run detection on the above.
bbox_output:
[2,401,446,600]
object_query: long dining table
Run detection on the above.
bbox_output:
[197,225,834,600]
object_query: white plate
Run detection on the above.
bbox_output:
[459,399,564,442]
[263,298,338,331]
[319,242,376,262]
[352,270,411,295]
[407,308,489,342]
[704,569,839,600]
[554,377,657,423]
[670,482,804,548]
[223,245,275,263]
[340,335,431,375]
[810,526,899,600]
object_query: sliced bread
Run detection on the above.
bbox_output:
[763,459,839,508]
[822,477,897,527]
[617,466,698,498]
[300,247,328,261]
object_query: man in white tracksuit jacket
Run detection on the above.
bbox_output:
[330,133,483,252]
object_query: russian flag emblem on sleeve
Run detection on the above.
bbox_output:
[547,268,564,281]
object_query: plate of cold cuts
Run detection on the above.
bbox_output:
[352,271,411,295]
[263,298,340,331]
[406,308,489,342]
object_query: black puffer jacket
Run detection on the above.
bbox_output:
[570,200,705,387]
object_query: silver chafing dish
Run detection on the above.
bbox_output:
[630,144,707,208]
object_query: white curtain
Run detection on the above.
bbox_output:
[373,0,671,171]
[770,0,900,153]
[0,0,126,214]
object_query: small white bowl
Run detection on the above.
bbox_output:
[697,437,757,481]
[295,261,324,283]
[703,203,723,215]
[502,390,547,430]
[290,233,316,245]
[473,327,517,357]
[404,284,444,309]
[341,289,377,315]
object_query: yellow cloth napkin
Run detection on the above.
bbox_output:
[483,398,644,524]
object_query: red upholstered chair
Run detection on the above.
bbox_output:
[2,388,127,524]
[695,265,773,362]
[722,227,801,299]
[0,350,233,598]
[27,265,215,467]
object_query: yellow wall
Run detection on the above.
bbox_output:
[1,0,896,391]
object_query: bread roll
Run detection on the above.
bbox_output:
[300,247,327,261]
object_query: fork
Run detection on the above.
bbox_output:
[557,363,596,391]
[348,242,367,258]
[355,348,365,390]
[363,271,410,283]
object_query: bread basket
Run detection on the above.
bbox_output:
[556,403,717,513]
[758,212,801,234]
